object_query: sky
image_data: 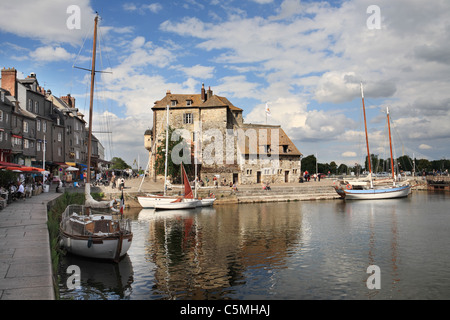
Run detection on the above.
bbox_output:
[1,0,449,169]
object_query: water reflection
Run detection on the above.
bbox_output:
[59,192,450,300]
[59,254,134,300]
[134,203,303,299]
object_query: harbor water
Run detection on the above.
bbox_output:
[58,191,450,300]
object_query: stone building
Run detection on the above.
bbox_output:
[148,84,302,185]
[1,67,104,180]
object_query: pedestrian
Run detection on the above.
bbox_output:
[111,175,116,189]
[17,182,25,200]
[119,177,125,190]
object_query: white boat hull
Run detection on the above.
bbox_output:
[199,198,215,207]
[342,185,411,200]
[137,194,178,208]
[155,199,201,210]
[60,233,133,260]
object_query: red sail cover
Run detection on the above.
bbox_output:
[182,165,193,199]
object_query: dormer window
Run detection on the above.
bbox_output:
[186,100,192,106]
[171,100,177,107]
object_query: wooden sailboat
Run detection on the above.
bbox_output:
[137,104,180,208]
[334,83,411,200]
[154,164,201,210]
[60,14,133,262]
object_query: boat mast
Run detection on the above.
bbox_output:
[387,106,395,184]
[86,14,98,184]
[164,104,169,196]
[360,83,373,180]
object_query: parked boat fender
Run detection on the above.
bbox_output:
[346,184,352,190]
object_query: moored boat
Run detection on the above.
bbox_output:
[60,205,133,261]
[333,83,411,200]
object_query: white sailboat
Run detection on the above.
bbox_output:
[334,83,411,200]
[60,14,133,262]
[137,103,179,208]
[154,164,201,210]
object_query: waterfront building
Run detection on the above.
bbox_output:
[147,84,302,184]
[1,67,105,180]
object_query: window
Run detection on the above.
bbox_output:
[34,101,39,113]
[0,132,2,141]
[23,121,28,133]
[75,150,80,160]
[37,119,41,131]
[57,117,60,126]
[1,91,4,102]
[171,100,177,107]
[37,142,40,152]
[43,121,47,133]
[0,110,3,122]
[28,99,33,111]
[58,147,62,156]
[183,113,193,124]
[186,100,192,106]
[58,133,62,142]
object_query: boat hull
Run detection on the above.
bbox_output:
[199,198,215,207]
[342,185,411,200]
[60,232,133,260]
[154,199,200,210]
[137,194,178,208]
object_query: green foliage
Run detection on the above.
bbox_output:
[154,126,193,182]
[110,157,131,170]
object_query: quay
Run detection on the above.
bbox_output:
[427,175,450,191]
[0,184,61,300]
[95,176,428,207]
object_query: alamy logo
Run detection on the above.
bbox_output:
[366,265,381,290]
[66,265,81,290]
[168,123,280,167]
[66,5,81,30]
[366,5,381,30]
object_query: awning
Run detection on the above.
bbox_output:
[65,162,76,166]
[54,162,69,168]
[2,165,45,173]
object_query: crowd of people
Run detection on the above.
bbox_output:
[0,173,50,205]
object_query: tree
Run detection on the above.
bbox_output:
[110,157,130,170]
[154,126,193,183]
[301,154,317,173]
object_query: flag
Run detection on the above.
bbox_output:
[120,190,124,215]
[265,103,271,116]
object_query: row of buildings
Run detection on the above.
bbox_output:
[145,84,303,185]
[0,67,105,180]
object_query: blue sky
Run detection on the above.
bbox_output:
[1,0,449,168]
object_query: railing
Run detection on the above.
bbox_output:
[427,176,450,184]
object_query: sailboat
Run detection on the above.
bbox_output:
[137,104,180,208]
[334,83,411,200]
[59,14,133,262]
[154,164,201,210]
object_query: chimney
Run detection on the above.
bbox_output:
[1,67,18,98]
[61,93,76,108]
[201,83,206,102]
[207,86,213,99]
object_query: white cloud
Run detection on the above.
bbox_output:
[31,46,75,62]
[0,0,96,45]
[342,151,357,157]
[123,3,163,14]
[419,144,432,150]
